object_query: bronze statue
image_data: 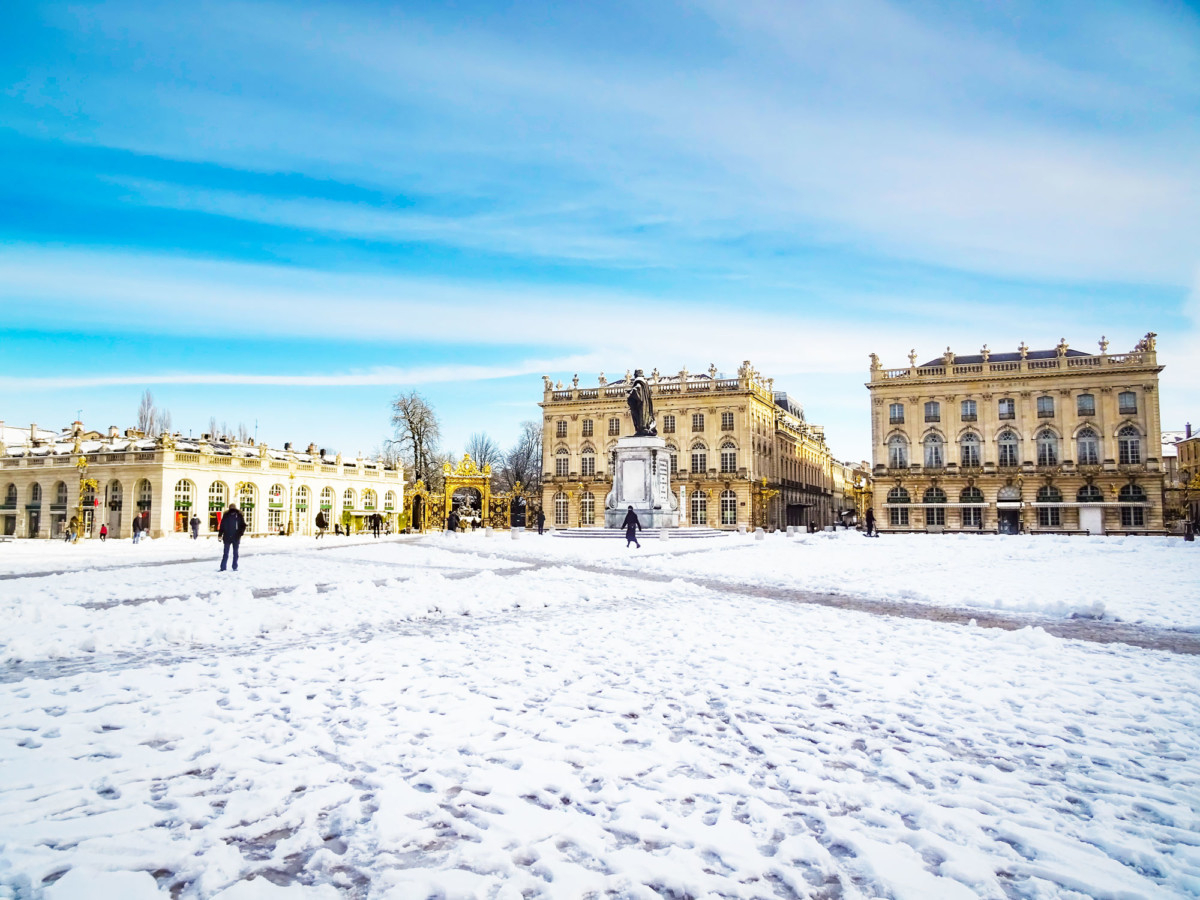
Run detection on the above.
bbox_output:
[626,369,656,436]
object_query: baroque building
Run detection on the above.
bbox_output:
[866,335,1166,534]
[539,362,840,530]
[0,420,403,539]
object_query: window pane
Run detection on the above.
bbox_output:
[1077,394,1095,416]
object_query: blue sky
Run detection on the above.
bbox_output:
[2,0,1197,460]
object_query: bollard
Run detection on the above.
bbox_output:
[511,528,520,540]
[485,527,493,537]
[754,527,765,540]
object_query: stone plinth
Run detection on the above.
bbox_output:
[604,436,680,528]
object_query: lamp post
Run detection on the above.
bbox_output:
[74,456,98,544]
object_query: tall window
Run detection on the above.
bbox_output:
[269,484,285,507]
[581,448,595,477]
[582,419,593,437]
[297,486,311,526]
[961,487,983,528]
[555,448,570,477]
[1119,484,1146,527]
[1118,426,1141,465]
[690,490,707,526]
[320,486,334,511]
[924,401,940,423]
[721,412,734,431]
[268,507,283,532]
[363,489,376,510]
[887,487,910,527]
[960,400,977,422]
[1037,396,1055,418]
[691,443,707,474]
[31,483,43,504]
[383,490,394,511]
[692,413,705,432]
[959,433,981,467]
[667,444,678,475]
[343,488,356,510]
[1118,391,1138,415]
[923,434,944,468]
[608,418,620,436]
[889,403,904,425]
[1077,485,1103,503]
[923,487,946,526]
[209,481,227,511]
[998,398,1015,420]
[888,435,909,468]
[997,430,1019,467]
[174,480,194,511]
[662,414,675,434]
[554,491,569,526]
[720,490,737,525]
[239,483,255,527]
[1077,394,1096,417]
[579,491,595,526]
[1036,486,1062,527]
[720,442,737,474]
[1077,428,1100,465]
[3,483,15,506]
[1036,430,1059,466]
[57,481,70,506]
[137,479,153,513]
[555,421,567,438]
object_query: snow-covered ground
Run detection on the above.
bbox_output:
[1,531,1199,899]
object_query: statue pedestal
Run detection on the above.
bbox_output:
[605,436,679,528]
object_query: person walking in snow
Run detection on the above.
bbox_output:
[622,505,642,549]
[865,508,875,537]
[536,508,545,535]
[315,511,327,537]
[131,514,142,543]
[218,502,247,571]
[99,523,108,541]
[189,514,201,539]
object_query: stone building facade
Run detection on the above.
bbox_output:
[0,421,403,539]
[1177,427,1200,526]
[866,335,1166,534]
[539,362,839,530]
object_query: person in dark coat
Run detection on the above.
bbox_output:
[372,513,381,538]
[218,502,247,571]
[315,511,327,537]
[865,508,875,537]
[131,514,143,544]
[622,505,642,548]
[536,508,545,535]
[447,510,459,533]
[190,514,201,539]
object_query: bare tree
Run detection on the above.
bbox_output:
[498,420,543,494]
[465,432,502,470]
[236,422,253,444]
[389,391,442,485]
[207,416,219,438]
[136,390,171,436]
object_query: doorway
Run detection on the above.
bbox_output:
[1079,506,1104,536]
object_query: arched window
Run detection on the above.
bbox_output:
[1036,430,1059,466]
[238,483,256,530]
[363,489,376,510]
[720,442,737,474]
[691,443,707,474]
[31,483,42,504]
[384,490,395,511]
[997,430,1019,467]
[888,435,908,468]
[320,486,334,511]
[1119,484,1146,527]
[960,486,984,528]
[959,432,981,467]
[269,484,286,507]
[105,480,119,510]
[1118,391,1138,415]
[555,447,569,477]
[579,491,595,526]
[554,491,569,526]
[886,486,910,527]
[136,479,152,512]
[666,443,678,475]
[1036,486,1062,527]
[209,481,227,509]
[173,480,195,531]
[55,481,69,506]
[690,490,708,526]
[581,447,595,478]
[3,484,15,507]
[1077,485,1103,503]
[719,489,737,525]
[924,487,947,503]
[923,486,946,526]
[1077,428,1100,465]
[1118,426,1141,465]
[343,487,356,509]
[923,434,944,468]
[296,486,310,511]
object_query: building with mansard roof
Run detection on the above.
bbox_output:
[865,334,1166,535]
[539,362,846,530]
[0,420,402,539]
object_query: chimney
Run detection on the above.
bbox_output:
[307,443,318,455]
[109,425,119,439]
[284,442,293,451]
[1188,422,1193,439]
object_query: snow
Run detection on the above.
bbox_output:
[1,530,1199,898]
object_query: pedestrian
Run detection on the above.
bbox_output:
[132,513,142,544]
[315,511,327,538]
[99,523,108,542]
[334,522,342,536]
[447,510,459,533]
[536,508,545,535]
[218,502,247,571]
[66,515,78,543]
[865,508,875,537]
[372,513,381,538]
[190,513,201,539]
[622,505,642,549]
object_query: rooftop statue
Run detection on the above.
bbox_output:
[626,368,657,437]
